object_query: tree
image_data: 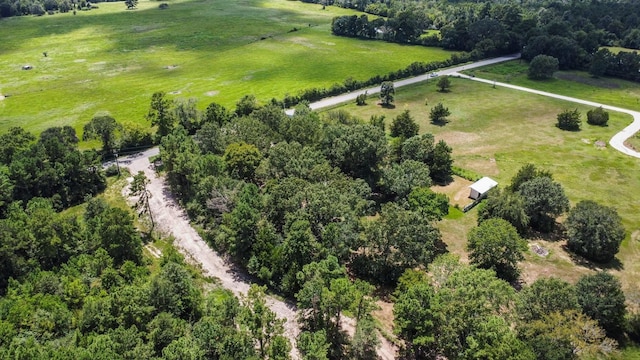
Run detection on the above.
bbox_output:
[467,218,528,282]
[83,113,121,156]
[379,81,395,107]
[240,285,291,359]
[235,94,259,117]
[430,140,453,184]
[390,110,419,139]
[394,282,437,358]
[147,92,174,140]
[381,160,432,200]
[518,177,569,232]
[130,171,153,230]
[172,98,200,135]
[518,310,618,359]
[507,163,552,193]
[565,200,625,263]
[362,204,443,284]
[125,0,137,8]
[517,277,579,322]
[528,55,559,80]
[355,92,367,106]
[576,272,626,338]
[587,106,609,126]
[429,102,451,125]
[202,102,231,127]
[556,108,581,131]
[478,189,530,234]
[97,207,143,265]
[436,76,451,92]
[401,133,434,164]
[223,142,262,182]
[407,187,449,221]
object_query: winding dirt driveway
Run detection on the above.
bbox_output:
[451,72,640,159]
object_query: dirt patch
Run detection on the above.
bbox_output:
[168,90,181,95]
[165,65,179,70]
[554,72,620,89]
[432,176,474,207]
[205,90,219,96]
[373,300,395,336]
[0,94,5,101]
[594,140,606,149]
[530,243,549,257]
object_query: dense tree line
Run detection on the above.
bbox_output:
[325,0,640,82]
[393,256,623,359]
[0,126,106,213]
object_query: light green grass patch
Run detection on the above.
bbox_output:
[0,0,451,134]
[337,77,640,293]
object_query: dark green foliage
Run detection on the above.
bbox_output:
[393,281,437,358]
[0,127,35,165]
[517,278,579,322]
[528,55,559,80]
[125,0,137,9]
[355,92,367,106]
[429,102,451,125]
[172,98,201,135]
[146,92,174,140]
[565,200,625,263]
[478,189,529,234]
[430,140,453,184]
[407,187,449,221]
[518,177,569,232]
[381,160,432,200]
[223,142,262,182]
[586,106,610,126]
[96,207,143,266]
[467,218,527,282]
[149,262,202,321]
[401,133,434,164]
[379,81,395,107]
[359,204,443,284]
[235,94,260,117]
[278,107,322,147]
[321,124,387,184]
[390,110,419,139]
[436,76,451,92]
[576,272,626,338]
[556,109,581,131]
[507,163,553,193]
[202,102,232,128]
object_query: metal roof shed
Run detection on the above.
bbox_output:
[469,177,498,200]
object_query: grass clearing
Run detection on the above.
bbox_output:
[465,60,640,111]
[338,77,640,295]
[0,0,452,134]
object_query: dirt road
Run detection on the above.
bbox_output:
[121,148,302,359]
[121,148,398,360]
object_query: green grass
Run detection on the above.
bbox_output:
[464,60,640,112]
[337,77,640,295]
[0,0,452,134]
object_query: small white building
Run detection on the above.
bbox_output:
[469,177,498,200]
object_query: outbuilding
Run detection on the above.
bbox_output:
[469,177,498,200]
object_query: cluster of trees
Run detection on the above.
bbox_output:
[0,197,292,358]
[156,95,454,290]
[0,126,106,213]
[479,164,625,264]
[0,0,111,17]
[393,256,625,359]
[324,0,640,81]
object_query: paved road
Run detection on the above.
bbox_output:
[304,53,522,111]
[451,72,640,159]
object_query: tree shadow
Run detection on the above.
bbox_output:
[430,119,449,127]
[379,103,396,109]
[562,244,624,271]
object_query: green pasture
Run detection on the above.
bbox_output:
[0,0,451,134]
[464,60,640,112]
[338,77,640,294]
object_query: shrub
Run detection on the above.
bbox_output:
[159,3,169,9]
[556,109,581,131]
[586,107,609,126]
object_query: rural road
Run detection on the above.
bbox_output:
[451,72,640,159]
[304,53,522,111]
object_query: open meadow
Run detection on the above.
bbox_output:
[0,0,452,133]
[336,76,640,299]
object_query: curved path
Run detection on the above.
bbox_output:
[450,72,640,159]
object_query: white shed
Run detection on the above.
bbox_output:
[469,177,498,200]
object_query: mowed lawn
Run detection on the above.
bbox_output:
[0,0,452,133]
[339,77,640,297]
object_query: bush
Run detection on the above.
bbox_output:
[528,55,559,80]
[104,164,120,177]
[586,106,609,126]
[159,3,168,9]
[566,200,625,263]
[556,109,581,131]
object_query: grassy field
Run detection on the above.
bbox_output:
[464,60,640,112]
[337,77,640,298]
[0,0,452,134]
